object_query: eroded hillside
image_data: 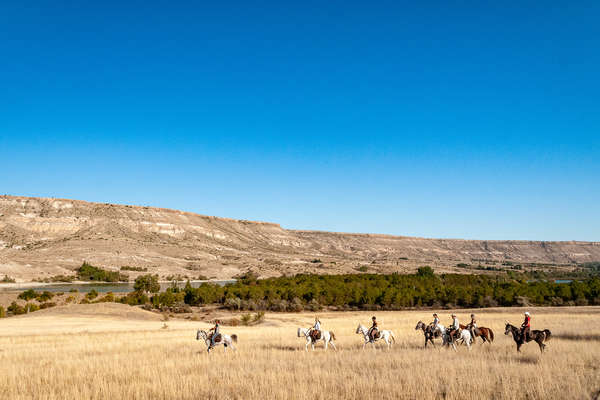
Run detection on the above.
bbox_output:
[1,195,599,281]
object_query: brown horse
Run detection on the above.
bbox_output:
[460,323,494,344]
[415,321,441,347]
[504,322,551,353]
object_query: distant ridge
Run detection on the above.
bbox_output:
[1,195,599,282]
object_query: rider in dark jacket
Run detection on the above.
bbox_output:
[367,316,379,341]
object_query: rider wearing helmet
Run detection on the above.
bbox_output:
[209,319,220,348]
[367,316,379,341]
[521,312,531,341]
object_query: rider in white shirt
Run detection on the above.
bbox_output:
[449,314,460,341]
[431,313,440,336]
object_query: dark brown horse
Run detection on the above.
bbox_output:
[415,321,440,347]
[504,322,551,353]
[460,323,494,344]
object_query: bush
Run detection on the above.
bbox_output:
[119,291,149,306]
[97,292,115,303]
[0,305,5,318]
[86,289,99,300]
[18,289,38,301]
[1,275,16,283]
[120,266,148,272]
[37,291,54,302]
[77,261,128,282]
[65,295,76,303]
[134,274,160,294]
[39,302,56,309]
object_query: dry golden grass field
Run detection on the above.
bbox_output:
[1,304,599,400]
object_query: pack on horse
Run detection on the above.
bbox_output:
[505,321,551,353]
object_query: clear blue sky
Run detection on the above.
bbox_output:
[1,1,598,241]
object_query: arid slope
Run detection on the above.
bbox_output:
[1,195,599,281]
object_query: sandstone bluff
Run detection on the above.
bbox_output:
[1,195,598,282]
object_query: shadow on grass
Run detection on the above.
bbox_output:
[556,333,600,341]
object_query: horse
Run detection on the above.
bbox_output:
[444,327,472,351]
[415,321,447,347]
[460,323,494,344]
[297,327,337,351]
[504,322,551,353]
[355,324,396,349]
[415,321,448,347]
[196,329,238,353]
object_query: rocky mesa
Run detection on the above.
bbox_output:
[1,195,599,282]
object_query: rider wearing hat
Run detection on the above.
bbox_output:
[209,319,220,348]
[448,314,460,341]
[521,311,531,341]
[367,316,379,341]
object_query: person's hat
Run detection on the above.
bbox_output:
[524,311,530,316]
[433,313,438,316]
[451,314,456,317]
[372,316,376,320]
[471,314,475,317]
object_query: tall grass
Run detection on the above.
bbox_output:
[0,308,598,399]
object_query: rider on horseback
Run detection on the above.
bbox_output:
[367,316,379,342]
[521,311,531,341]
[430,313,440,336]
[309,317,321,341]
[209,319,220,349]
[448,314,460,341]
[468,313,477,339]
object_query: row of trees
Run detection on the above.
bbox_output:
[162,267,600,311]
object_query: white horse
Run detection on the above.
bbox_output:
[196,329,237,353]
[445,329,472,351]
[297,327,337,351]
[355,324,396,349]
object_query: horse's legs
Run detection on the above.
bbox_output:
[305,338,310,352]
[324,338,328,351]
[329,340,337,351]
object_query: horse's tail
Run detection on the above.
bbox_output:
[330,331,336,341]
[489,328,494,342]
[231,334,238,343]
[297,328,303,337]
[544,329,551,342]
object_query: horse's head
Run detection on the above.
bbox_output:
[415,321,424,331]
[297,327,306,337]
[355,324,363,334]
[196,330,207,341]
[504,322,512,335]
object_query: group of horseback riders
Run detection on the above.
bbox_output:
[429,311,532,342]
[207,310,533,349]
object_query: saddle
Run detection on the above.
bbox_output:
[370,330,380,340]
[310,330,321,341]
[213,333,222,342]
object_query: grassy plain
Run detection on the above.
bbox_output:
[0,305,599,399]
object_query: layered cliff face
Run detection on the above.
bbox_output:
[1,195,598,282]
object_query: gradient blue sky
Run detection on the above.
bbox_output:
[1,1,599,240]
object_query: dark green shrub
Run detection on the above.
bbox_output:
[39,302,56,309]
[86,289,99,300]
[0,305,6,318]
[18,289,38,301]
[134,274,160,294]
[1,275,16,283]
[37,291,54,302]
[77,261,128,282]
